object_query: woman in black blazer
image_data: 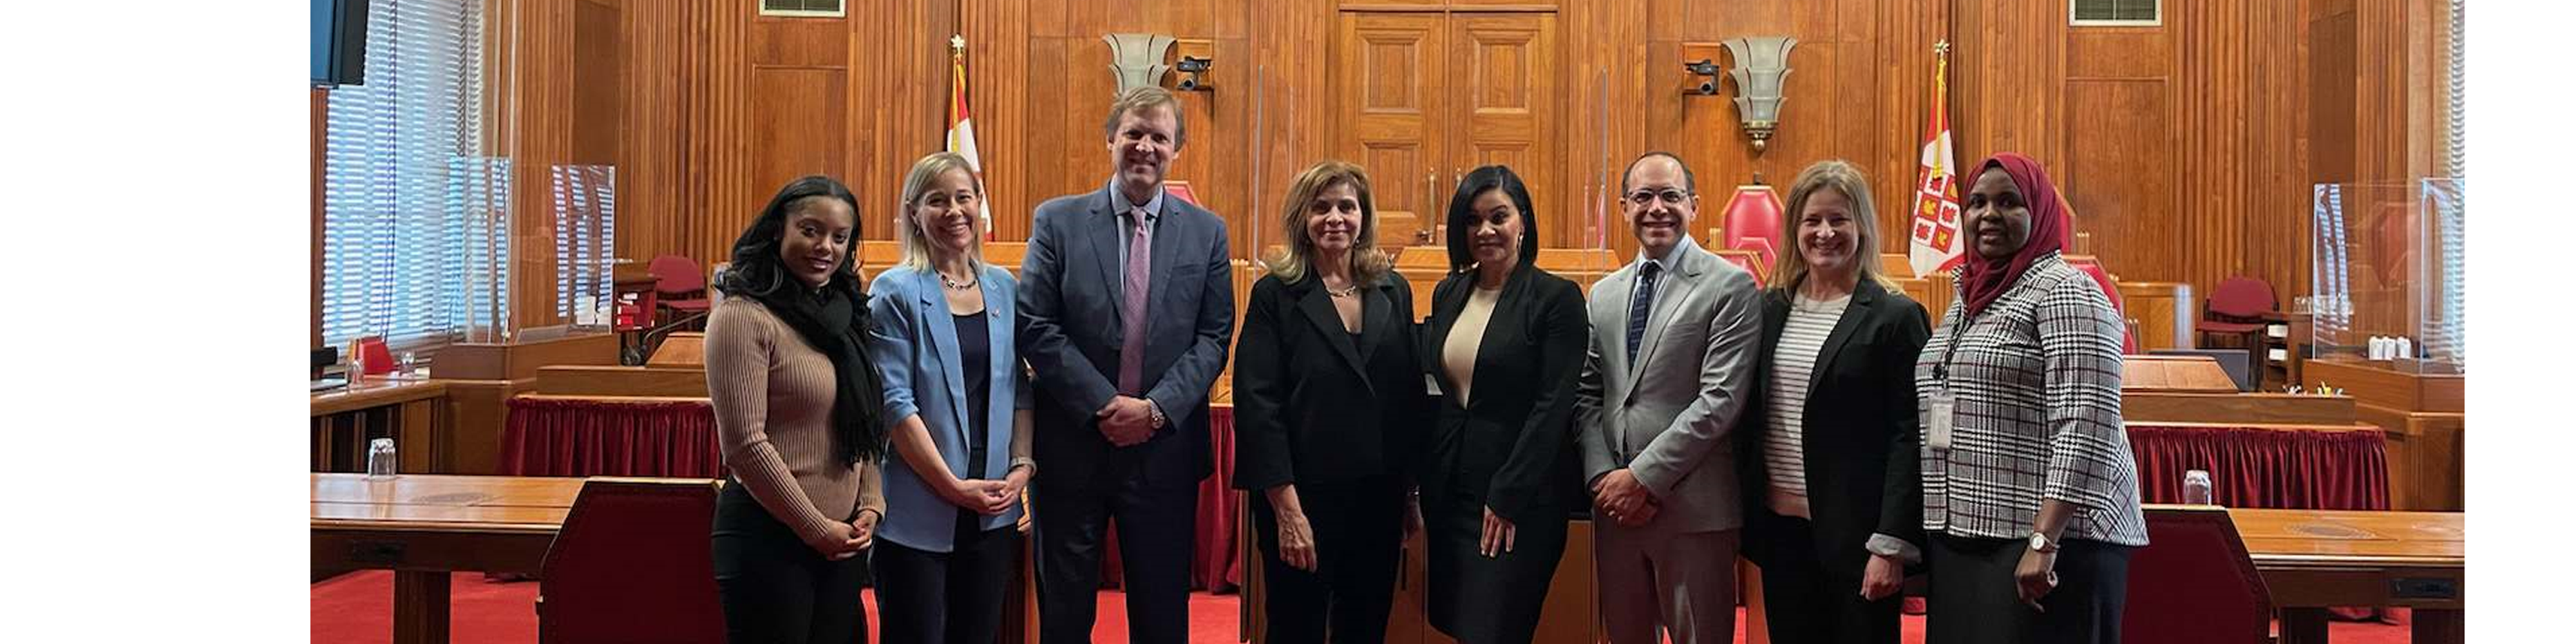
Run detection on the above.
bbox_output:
[1739,160,1931,644]
[1232,160,1430,644]
[1417,165,1588,644]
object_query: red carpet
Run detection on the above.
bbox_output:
[314,571,2411,643]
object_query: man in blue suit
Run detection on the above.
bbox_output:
[1017,86,1235,644]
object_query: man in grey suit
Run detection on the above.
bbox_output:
[1017,86,1235,644]
[1575,151,1764,644]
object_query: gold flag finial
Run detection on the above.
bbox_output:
[1934,40,1950,56]
[950,34,966,56]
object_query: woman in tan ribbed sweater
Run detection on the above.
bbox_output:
[706,175,890,644]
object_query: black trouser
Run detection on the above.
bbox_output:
[1032,463,1197,644]
[874,511,1021,644]
[1250,475,1406,644]
[711,482,870,644]
[1756,515,1901,644]
[1925,533,2136,644]
[1421,493,1567,644]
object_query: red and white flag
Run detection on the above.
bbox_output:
[1906,41,1965,278]
[947,35,993,240]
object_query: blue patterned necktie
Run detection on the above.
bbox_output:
[1625,260,1662,366]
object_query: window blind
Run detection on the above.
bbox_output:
[321,0,501,351]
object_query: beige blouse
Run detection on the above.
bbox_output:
[1441,285,1504,408]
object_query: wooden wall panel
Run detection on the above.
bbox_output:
[750,68,851,191]
[2064,79,2176,279]
[461,0,2443,343]
[615,0,687,267]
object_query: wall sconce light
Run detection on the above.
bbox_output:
[1683,59,1721,96]
[1175,55,1213,91]
[1721,35,1798,153]
[1103,33,1177,95]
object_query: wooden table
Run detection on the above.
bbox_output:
[2231,507,2463,644]
[312,378,449,473]
[312,473,581,644]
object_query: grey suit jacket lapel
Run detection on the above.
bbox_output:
[1627,239,1709,388]
[1144,200,1186,328]
[1084,188,1125,327]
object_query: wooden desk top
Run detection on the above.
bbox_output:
[312,473,583,535]
[2229,506,2463,569]
[2122,355,2239,393]
[313,473,584,508]
[310,378,448,417]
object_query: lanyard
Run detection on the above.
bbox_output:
[1931,307,1978,385]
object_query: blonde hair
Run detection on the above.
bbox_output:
[1771,160,1901,294]
[1101,86,1188,149]
[894,151,987,273]
[1264,160,1392,287]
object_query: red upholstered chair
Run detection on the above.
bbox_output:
[2123,506,2273,644]
[1718,184,1784,274]
[537,478,727,644]
[649,255,713,329]
[2196,276,2277,370]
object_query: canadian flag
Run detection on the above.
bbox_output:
[947,35,994,240]
[1906,41,1965,278]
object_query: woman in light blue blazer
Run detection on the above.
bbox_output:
[866,151,1035,644]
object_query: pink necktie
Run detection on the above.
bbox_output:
[1118,209,1153,394]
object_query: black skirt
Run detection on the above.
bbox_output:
[1421,492,1567,644]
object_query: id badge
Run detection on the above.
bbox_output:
[1926,392,1956,451]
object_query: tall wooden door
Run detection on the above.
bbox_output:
[1338,12,1448,242]
[1337,10,1560,249]
[1449,12,1560,245]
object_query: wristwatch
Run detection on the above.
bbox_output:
[2028,531,2060,554]
[1147,399,1168,429]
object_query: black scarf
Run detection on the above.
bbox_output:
[744,279,887,465]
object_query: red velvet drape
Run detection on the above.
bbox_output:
[2125,424,2391,511]
[501,398,723,478]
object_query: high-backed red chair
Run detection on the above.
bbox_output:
[2197,276,2277,371]
[649,255,712,329]
[537,478,727,644]
[2123,506,2272,644]
[1718,184,1783,277]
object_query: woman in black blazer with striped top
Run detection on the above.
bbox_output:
[1739,161,1930,644]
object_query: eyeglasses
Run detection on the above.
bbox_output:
[1625,189,1692,207]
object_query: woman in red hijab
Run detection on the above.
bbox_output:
[1911,153,2148,643]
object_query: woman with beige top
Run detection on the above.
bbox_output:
[1416,164,1588,644]
[706,175,889,644]
[866,152,1035,644]
[1738,160,1931,644]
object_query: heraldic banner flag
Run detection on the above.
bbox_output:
[1907,41,1965,278]
[948,35,993,239]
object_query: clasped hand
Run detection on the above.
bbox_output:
[1590,468,1661,527]
[1095,395,1157,446]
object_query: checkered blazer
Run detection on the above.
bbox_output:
[1915,252,2148,546]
